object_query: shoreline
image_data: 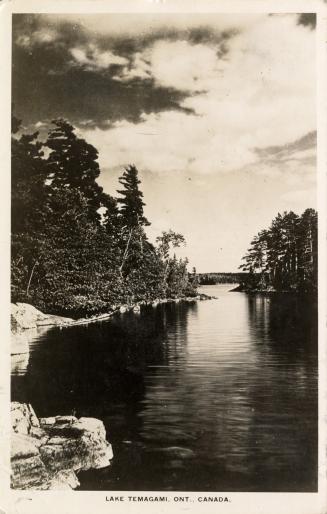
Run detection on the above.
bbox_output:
[11,402,113,490]
[11,293,216,354]
[229,284,317,295]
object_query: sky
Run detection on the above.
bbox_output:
[12,12,316,272]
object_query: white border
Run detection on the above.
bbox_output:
[1,2,326,514]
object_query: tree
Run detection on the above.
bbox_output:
[11,113,50,300]
[11,116,197,314]
[117,165,150,228]
[46,119,103,222]
[102,193,121,238]
[156,230,187,294]
[116,165,150,275]
[11,116,47,234]
[239,209,317,292]
[297,208,318,291]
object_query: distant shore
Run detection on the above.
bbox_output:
[230,284,317,295]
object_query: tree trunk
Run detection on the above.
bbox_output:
[119,228,133,275]
[26,260,38,297]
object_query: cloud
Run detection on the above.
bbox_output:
[113,52,152,82]
[13,13,316,189]
[80,15,315,184]
[16,27,59,48]
[70,43,128,71]
[255,131,316,160]
[114,40,222,92]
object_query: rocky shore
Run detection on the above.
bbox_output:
[11,402,113,490]
[11,294,215,355]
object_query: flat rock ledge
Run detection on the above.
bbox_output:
[11,402,113,490]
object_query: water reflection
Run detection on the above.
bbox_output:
[11,286,317,492]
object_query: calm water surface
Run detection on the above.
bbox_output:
[11,285,318,491]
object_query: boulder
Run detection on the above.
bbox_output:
[11,402,40,435]
[11,402,113,490]
[11,303,74,334]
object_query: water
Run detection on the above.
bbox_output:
[11,285,318,492]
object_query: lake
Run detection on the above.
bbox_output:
[11,285,318,492]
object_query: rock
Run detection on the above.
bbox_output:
[11,433,41,460]
[11,303,47,331]
[11,451,50,490]
[48,470,80,490]
[39,416,56,426]
[11,402,113,490]
[11,402,40,435]
[11,303,74,335]
[55,415,78,425]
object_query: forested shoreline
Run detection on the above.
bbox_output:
[197,272,249,285]
[237,209,318,293]
[11,116,197,317]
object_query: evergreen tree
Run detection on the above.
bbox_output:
[102,193,121,239]
[117,165,150,228]
[11,117,47,233]
[46,119,103,222]
[116,165,150,275]
[12,116,195,315]
[239,209,317,292]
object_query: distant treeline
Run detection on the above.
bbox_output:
[11,116,197,317]
[197,272,249,285]
[238,209,317,293]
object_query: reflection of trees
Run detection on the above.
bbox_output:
[11,295,318,491]
[244,293,318,491]
[247,293,317,357]
[11,302,195,440]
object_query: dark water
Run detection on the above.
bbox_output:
[11,285,318,492]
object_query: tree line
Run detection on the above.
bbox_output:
[11,116,197,317]
[197,272,249,285]
[239,209,318,293]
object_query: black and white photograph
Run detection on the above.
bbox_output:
[2,1,327,513]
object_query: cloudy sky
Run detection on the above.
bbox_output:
[12,12,316,272]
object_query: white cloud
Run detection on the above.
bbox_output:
[80,15,315,184]
[70,43,128,70]
[113,52,152,81]
[16,28,59,48]
[146,40,221,92]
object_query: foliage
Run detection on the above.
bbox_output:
[239,210,318,293]
[117,165,150,228]
[197,272,249,285]
[11,117,196,316]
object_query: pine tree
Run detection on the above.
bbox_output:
[116,165,150,275]
[239,209,317,292]
[46,119,103,222]
[11,118,47,233]
[117,165,150,228]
